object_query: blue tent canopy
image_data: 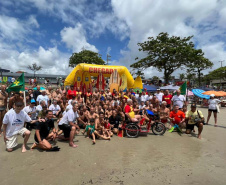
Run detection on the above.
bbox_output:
[196,86,216,91]
[192,89,210,99]
[143,85,158,92]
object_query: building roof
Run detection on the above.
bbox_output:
[1,72,67,78]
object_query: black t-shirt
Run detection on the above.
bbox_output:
[35,119,54,140]
[109,115,121,128]
[33,90,41,101]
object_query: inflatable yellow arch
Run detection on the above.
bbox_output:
[64,63,137,89]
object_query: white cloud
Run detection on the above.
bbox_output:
[0,14,40,42]
[111,0,226,79]
[0,44,71,75]
[60,23,98,53]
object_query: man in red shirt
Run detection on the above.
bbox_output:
[162,90,172,109]
[67,85,76,100]
[124,99,141,122]
[169,105,185,129]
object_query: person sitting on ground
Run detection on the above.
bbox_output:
[159,101,170,127]
[58,103,80,148]
[31,110,58,150]
[38,105,48,120]
[23,99,38,130]
[84,118,96,144]
[94,112,110,140]
[109,110,121,134]
[3,102,36,152]
[49,100,61,118]
[169,105,185,130]
[185,104,204,139]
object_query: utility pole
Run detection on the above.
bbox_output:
[107,54,111,65]
[219,60,224,89]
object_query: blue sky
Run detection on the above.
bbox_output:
[0,0,226,79]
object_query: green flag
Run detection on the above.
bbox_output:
[180,81,187,95]
[7,73,25,92]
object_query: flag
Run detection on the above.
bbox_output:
[180,81,187,95]
[6,73,25,92]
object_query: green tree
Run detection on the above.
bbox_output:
[131,32,207,84]
[135,70,145,79]
[27,63,42,78]
[186,50,213,87]
[206,66,226,80]
[179,73,185,81]
[69,50,106,67]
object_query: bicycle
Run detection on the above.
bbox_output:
[124,110,166,138]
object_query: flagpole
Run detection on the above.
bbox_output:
[23,73,26,107]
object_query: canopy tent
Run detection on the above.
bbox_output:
[192,89,210,99]
[202,91,226,97]
[160,85,180,90]
[143,85,158,92]
[196,86,216,91]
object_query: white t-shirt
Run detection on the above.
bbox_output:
[58,109,79,126]
[140,95,148,102]
[171,95,186,108]
[139,105,146,109]
[155,92,164,102]
[37,95,49,105]
[68,99,72,105]
[23,106,37,120]
[49,104,61,114]
[146,95,153,101]
[208,99,221,110]
[36,105,43,112]
[66,104,73,110]
[135,94,139,99]
[3,109,31,137]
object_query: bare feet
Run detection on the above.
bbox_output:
[69,143,78,148]
[30,143,37,150]
[214,124,218,127]
[197,134,201,139]
[92,140,96,144]
[22,145,27,153]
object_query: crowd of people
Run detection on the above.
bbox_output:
[0,84,221,153]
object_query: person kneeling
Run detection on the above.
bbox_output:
[31,110,60,151]
[185,104,204,139]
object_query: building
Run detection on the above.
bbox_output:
[0,71,67,85]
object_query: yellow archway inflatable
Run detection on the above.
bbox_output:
[64,63,135,89]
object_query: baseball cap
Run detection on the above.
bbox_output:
[191,103,196,108]
[210,94,215,97]
[157,88,160,91]
[31,99,36,104]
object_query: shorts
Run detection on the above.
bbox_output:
[0,106,6,112]
[5,128,28,149]
[59,124,72,138]
[186,123,200,130]
[208,109,217,113]
[166,104,171,108]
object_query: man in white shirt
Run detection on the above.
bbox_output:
[140,92,148,103]
[58,103,80,148]
[36,100,46,112]
[171,90,186,109]
[155,89,164,104]
[3,102,36,152]
[49,100,61,118]
[23,99,38,130]
[37,91,49,106]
